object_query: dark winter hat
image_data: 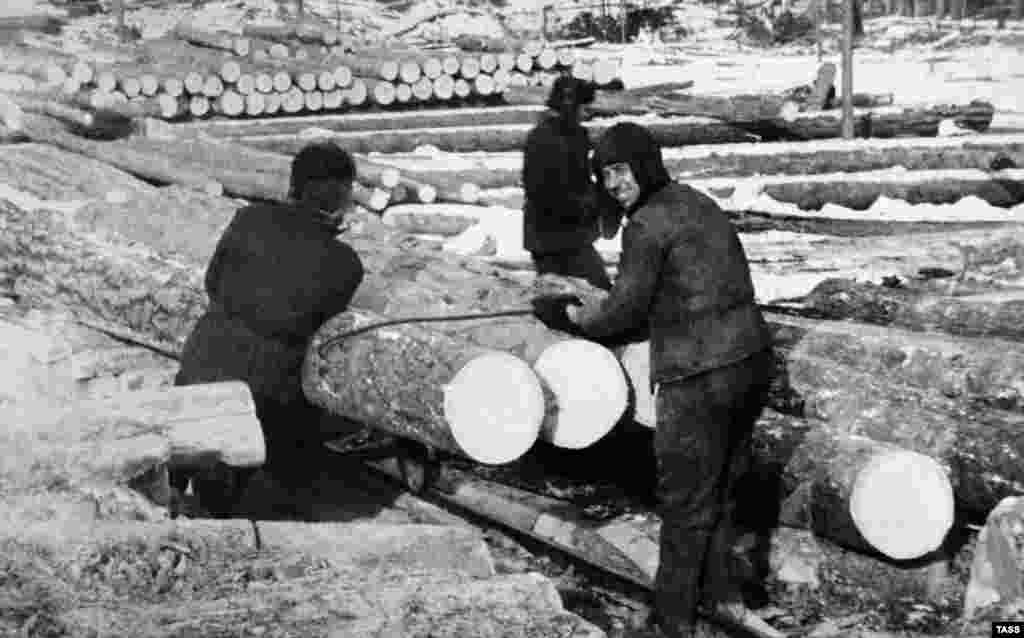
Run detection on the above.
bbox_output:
[591,122,671,211]
[545,75,596,112]
[289,141,357,200]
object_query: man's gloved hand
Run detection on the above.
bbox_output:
[531,293,585,335]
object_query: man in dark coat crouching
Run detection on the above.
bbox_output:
[174,141,364,515]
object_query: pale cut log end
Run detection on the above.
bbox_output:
[618,341,654,428]
[423,58,443,79]
[395,83,413,103]
[416,184,437,204]
[399,61,421,85]
[461,57,482,79]
[323,90,343,110]
[849,449,955,560]
[332,65,352,88]
[444,351,544,465]
[317,71,336,92]
[460,183,481,204]
[534,339,629,449]
[380,61,399,82]
[379,167,400,188]
[412,78,433,102]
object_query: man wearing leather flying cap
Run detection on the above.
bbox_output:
[533,122,780,638]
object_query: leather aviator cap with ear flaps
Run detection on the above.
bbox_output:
[591,122,672,216]
[545,75,596,112]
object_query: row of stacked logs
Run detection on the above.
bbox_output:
[0,22,622,122]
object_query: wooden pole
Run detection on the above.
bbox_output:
[841,0,855,140]
[115,0,126,42]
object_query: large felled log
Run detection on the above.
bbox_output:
[303,308,545,464]
[777,425,954,559]
[381,203,481,236]
[772,100,995,140]
[323,133,1024,191]
[664,133,1024,178]
[803,278,1024,340]
[176,104,546,137]
[0,198,206,352]
[234,115,754,154]
[0,381,264,489]
[767,312,1024,413]
[618,312,1024,519]
[502,85,796,123]
[13,114,224,195]
[0,142,157,203]
[172,20,250,56]
[690,167,1024,210]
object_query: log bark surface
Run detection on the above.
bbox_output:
[0,198,207,352]
[342,134,1024,190]
[233,115,754,154]
[0,381,263,489]
[0,142,157,203]
[303,309,544,464]
[15,114,223,195]
[804,278,1024,340]
[772,101,995,139]
[176,104,546,137]
[691,168,1024,210]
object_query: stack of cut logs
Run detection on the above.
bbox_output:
[0,20,622,122]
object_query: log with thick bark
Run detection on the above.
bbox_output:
[329,133,1024,190]
[235,115,754,154]
[304,308,546,464]
[502,84,796,122]
[381,203,481,236]
[0,198,207,352]
[691,167,1024,210]
[777,427,954,559]
[0,381,264,490]
[0,142,158,203]
[0,43,68,86]
[803,278,1024,340]
[622,307,1024,419]
[13,114,224,195]
[172,20,250,56]
[773,100,995,140]
[781,351,1024,519]
[767,312,1024,413]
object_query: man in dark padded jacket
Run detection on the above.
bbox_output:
[174,141,364,515]
[522,75,616,290]
[531,122,781,638]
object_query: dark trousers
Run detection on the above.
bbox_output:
[652,349,774,638]
[531,245,612,290]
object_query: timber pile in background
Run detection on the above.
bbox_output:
[0,20,622,122]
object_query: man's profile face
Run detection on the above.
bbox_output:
[601,162,640,210]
